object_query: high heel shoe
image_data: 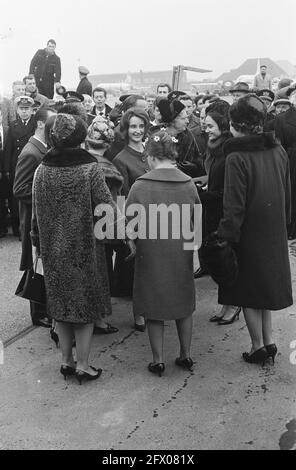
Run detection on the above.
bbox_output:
[265,343,278,364]
[175,357,194,371]
[75,366,102,385]
[217,307,241,325]
[242,347,268,366]
[50,328,59,348]
[60,364,76,380]
[148,362,165,377]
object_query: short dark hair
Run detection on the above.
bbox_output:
[202,94,217,104]
[47,39,56,46]
[120,107,150,143]
[23,74,35,84]
[44,114,57,148]
[146,130,178,161]
[157,83,172,93]
[34,106,55,127]
[260,65,267,68]
[93,87,107,98]
[194,94,205,105]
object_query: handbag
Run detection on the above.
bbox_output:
[202,232,239,287]
[15,257,46,305]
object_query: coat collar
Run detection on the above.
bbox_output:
[42,147,97,167]
[29,136,47,155]
[224,132,279,155]
[280,106,296,128]
[137,168,192,183]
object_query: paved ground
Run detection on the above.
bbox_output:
[0,235,296,450]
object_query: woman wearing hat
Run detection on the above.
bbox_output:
[31,113,121,383]
[156,98,204,177]
[217,94,292,365]
[112,107,150,331]
[125,130,201,376]
[274,87,296,239]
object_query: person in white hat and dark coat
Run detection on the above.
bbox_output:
[76,66,92,96]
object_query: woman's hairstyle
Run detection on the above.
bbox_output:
[50,113,87,149]
[229,94,266,135]
[86,116,115,150]
[122,94,145,112]
[120,107,150,143]
[206,99,230,133]
[44,114,57,148]
[146,130,178,162]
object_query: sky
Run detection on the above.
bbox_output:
[0,0,295,94]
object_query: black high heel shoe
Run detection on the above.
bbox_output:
[175,357,194,371]
[60,364,76,380]
[148,363,165,377]
[217,307,241,325]
[75,366,102,385]
[242,347,268,366]
[265,343,278,364]
[50,328,59,348]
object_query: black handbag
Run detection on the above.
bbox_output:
[15,257,46,305]
[202,232,239,287]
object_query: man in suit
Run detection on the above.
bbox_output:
[29,39,61,99]
[14,106,56,327]
[4,96,35,236]
[0,105,9,237]
[76,66,92,96]
[92,87,112,118]
[23,74,49,107]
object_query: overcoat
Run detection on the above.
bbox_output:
[217,132,293,310]
[76,76,92,96]
[31,148,114,323]
[4,117,35,176]
[29,49,61,99]
[126,168,201,321]
[13,136,47,271]
[274,106,296,237]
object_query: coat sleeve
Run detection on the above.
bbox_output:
[113,157,130,196]
[3,127,14,174]
[29,50,40,75]
[218,153,247,243]
[30,169,40,254]
[55,56,61,82]
[13,151,38,204]
[285,156,291,225]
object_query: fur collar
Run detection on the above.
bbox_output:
[224,132,279,156]
[42,147,97,167]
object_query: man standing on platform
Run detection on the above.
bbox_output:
[29,39,61,99]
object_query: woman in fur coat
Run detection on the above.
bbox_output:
[218,95,293,365]
[31,113,121,383]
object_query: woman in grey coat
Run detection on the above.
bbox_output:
[31,113,117,384]
[218,95,293,366]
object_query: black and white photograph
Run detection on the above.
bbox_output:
[0,0,296,454]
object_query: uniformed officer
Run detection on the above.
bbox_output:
[76,66,92,96]
[4,96,35,236]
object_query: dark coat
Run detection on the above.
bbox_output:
[4,117,35,176]
[217,132,292,310]
[274,106,296,237]
[0,125,9,204]
[29,49,61,99]
[31,148,115,323]
[126,168,200,320]
[113,145,150,196]
[13,136,47,271]
[199,134,231,235]
[91,103,112,118]
[0,125,9,174]
[76,76,92,96]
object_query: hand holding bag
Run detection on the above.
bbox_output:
[202,232,239,287]
[15,257,46,305]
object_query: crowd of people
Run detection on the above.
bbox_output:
[0,39,295,383]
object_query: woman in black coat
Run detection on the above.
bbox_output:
[218,95,293,365]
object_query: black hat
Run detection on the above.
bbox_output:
[286,83,296,97]
[119,94,132,103]
[229,82,250,94]
[157,99,185,123]
[33,100,41,110]
[229,94,266,131]
[256,89,275,102]
[167,90,186,101]
[62,91,84,103]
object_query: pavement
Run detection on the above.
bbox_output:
[0,235,296,450]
